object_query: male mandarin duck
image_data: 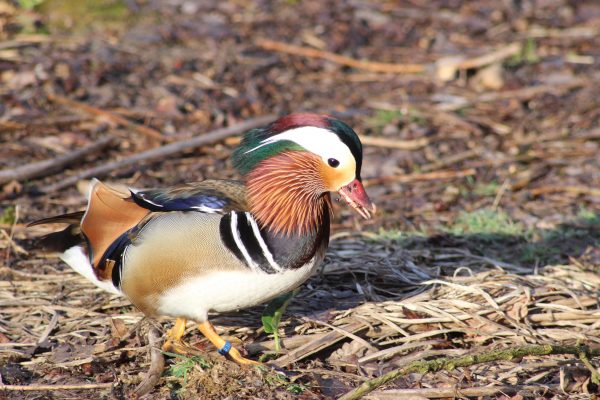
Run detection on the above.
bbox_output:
[31,113,375,365]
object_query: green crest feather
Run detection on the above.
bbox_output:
[232,128,304,175]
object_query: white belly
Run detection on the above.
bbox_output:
[156,258,318,322]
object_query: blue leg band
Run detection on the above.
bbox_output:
[218,340,232,356]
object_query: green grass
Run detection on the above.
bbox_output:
[262,290,298,353]
[368,108,426,129]
[261,369,306,393]
[164,352,210,385]
[374,207,599,269]
[0,206,16,225]
[576,207,598,223]
[286,383,307,394]
[472,181,500,197]
[506,38,540,66]
[16,0,45,10]
[371,227,427,242]
[444,208,525,236]
[36,0,131,34]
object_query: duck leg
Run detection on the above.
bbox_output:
[162,317,188,353]
[198,321,261,366]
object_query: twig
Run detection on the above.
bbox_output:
[339,344,600,400]
[256,39,425,74]
[47,94,165,141]
[0,35,51,51]
[0,136,114,185]
[36,311,58,346]
[366,384,554,399]
[529,185,600,197]
[0,383,113,391]
[420,149,479,172]
[359,136,429,150]
[456,43,522,70]
[364,168,476,187]
[3,205,25,266]
[273,322,367,368]
[222,135,428,151]
[132,327,165,398]
[436,77,588,112]
[39,115,276,193]
[246,332,328,355]
[578,347,600,385]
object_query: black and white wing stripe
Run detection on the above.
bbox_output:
[219,211,282,274]
[131,189,228,213]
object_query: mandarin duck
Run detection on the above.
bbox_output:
[30,113,375,365]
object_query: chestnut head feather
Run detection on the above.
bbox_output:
[233,113,374,235]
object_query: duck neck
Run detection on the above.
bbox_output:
[245,152,332,238]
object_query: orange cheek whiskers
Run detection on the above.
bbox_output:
[246,152,329,236]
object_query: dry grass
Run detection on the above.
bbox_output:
[1,231,599,398]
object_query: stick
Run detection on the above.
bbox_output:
[339,344,600,400]
[457,43,522,70]
[0,35,51,51]
[366,384,555,399]
[364,168,476,186]
[225,134,429,151]
[436,77,587,112]
[273,322,367,368]
[529,185,600,197]
[132,327,165,398]
[0,136,114,185]
[256,39,425,74]
[48,94,165,141]
[39,115,277,193]
[359,136,429,150]
[420,149,480,172]
[0,383,113,391]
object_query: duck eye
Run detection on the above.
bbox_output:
[327,158,340,168]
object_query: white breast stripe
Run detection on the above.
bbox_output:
[245,212,282,272]
[230,212,259,271]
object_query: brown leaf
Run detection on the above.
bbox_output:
[110,318,128,340]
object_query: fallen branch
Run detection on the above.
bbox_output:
[420,149,480,172]
[529,185,600,197]
[359,136,429,150]
[256,39,425,74]
[366,384,555,399]
[273,322,367,368]
[0,35,51,51]
[0,136,114,185]
[39,115,276,193]
[225,134,429,151]
[436,77,588,111]
[364,168,476,187]
[0,383,113,391]
[456,43,522,70]
[48,94,165,141]
[339,344,600,400]
[132,327,165,398]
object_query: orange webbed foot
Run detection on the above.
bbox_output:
[198,320,262,366]
[162,317,188,353]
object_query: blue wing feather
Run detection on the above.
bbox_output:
[129,180,247,214]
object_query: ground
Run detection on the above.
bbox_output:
[1,0,600,399]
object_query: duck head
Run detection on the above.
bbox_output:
[233,113,375,235]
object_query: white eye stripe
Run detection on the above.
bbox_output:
[245,126,354,167]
